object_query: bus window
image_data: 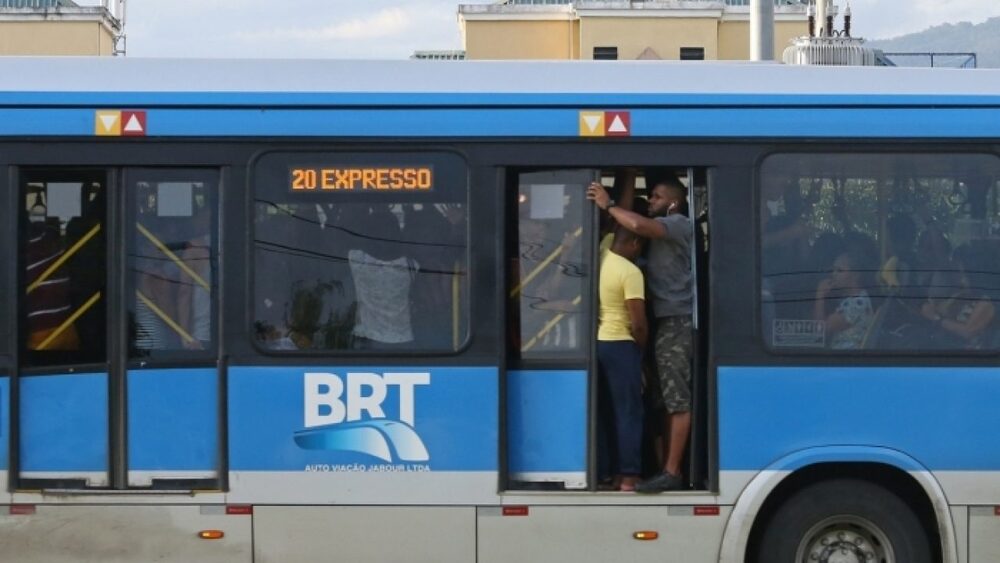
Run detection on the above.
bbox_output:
[19,170,106,369]
[761,153,1000,352]
[127,173,218,359]
[252,153,469,353]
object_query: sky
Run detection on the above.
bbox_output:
[94,0,1000,59]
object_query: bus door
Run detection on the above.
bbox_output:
[12,167,222,490]
[123,169,221,489]
[505,170,598,489]
[14,169,111,488]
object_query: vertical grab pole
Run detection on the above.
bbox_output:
[688,168,699,332]
[687,167,702,488]
[586,171,601,491]
[110,168,127,490]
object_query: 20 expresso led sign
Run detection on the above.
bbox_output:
[290,166,433,192]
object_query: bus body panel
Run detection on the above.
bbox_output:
[226,366,498,504]
[477,504,729,563]
[506,369,587,488]
[954,507,970,563]
[968,507,1000,563]
[252,506,475,563]
[4,58,1000,108]
[0,505,252,563]
[18,372,108,485]
[126,368,219,484]
[3,107,1000,139]
[718,366,1000,474]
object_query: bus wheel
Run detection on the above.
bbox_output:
[755,479,932,563]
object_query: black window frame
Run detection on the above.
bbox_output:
[507,167,600,367]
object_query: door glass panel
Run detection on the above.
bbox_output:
[512,171,594,361]
[129,175,216,359]
[21,171,106,367]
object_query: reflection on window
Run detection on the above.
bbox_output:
[512,171,592,360]
[253,201,468,352]
[761,153,1000,351]
[129,177,216,358]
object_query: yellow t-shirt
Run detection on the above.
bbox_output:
[599,232,613,262]
[598,251,645,342]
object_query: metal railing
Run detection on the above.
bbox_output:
[881,52,977,69]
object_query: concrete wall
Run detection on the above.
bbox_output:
[465,20,579,60]
[718,20,808,60]
[0,21,114,55]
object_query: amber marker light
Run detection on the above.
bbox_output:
[633,531,659,541]
[198,530,225,540]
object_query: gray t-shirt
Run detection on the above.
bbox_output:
[647,214,693,318]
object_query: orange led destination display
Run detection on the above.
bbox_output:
[290,166,433,192]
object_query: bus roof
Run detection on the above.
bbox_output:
[3,58,1000,107]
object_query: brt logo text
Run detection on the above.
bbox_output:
[296,372,432,464]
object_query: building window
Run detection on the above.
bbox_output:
[680,47,705,61]
[593,46,618,60]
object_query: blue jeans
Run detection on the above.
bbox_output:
[597,340,643,477]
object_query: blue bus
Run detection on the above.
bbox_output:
[1,57,999,563]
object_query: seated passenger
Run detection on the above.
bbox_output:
[913,223,952,296]
[920,253,996,349]
[814,248,874,349]
[798,233,846,321]
[879,215,917,292]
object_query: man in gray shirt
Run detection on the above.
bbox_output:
[587,176,692,493]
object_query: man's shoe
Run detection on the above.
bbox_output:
[635,471,684,493]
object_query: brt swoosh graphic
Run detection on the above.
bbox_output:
[294,420,430,463]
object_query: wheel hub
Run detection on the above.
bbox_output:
[796,516,892,563]
[810,531,873,563]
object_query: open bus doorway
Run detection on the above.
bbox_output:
[503,166,710,493]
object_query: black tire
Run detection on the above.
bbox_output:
[754,478,933,563]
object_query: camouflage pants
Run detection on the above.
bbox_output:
[655,316,692,414]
